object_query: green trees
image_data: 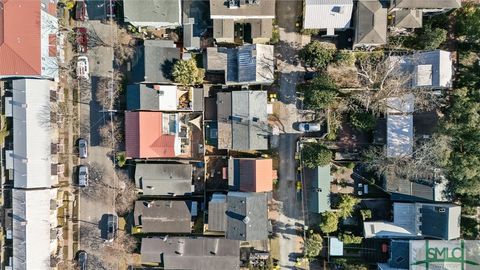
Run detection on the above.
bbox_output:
[457,3,480,43]
[299,41,336,69]
[319,211,338,234]
[441,87,480,202]
[337,194,360,219]
[350,112,376,132]
[172,58,204,85]
[301,143,332,169]
[301,76,338,110]
[407,25,447,50]
[304,233,323,258]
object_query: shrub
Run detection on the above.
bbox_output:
[335,50,356,66]
[346,162,355,170]
[350,112,376,132]
[302,75,338,110]
[302,143,332,168]
[172,58,204,85]
[339,232,363,244]
[360,209,372,221]
[337,194,360,219]
[116,152,126,168]
[299,41,336,69]
[319,211,338,234]
[304,233,323,258]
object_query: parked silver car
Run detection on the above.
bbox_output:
[78,138,88,158]
[78,165,89,187]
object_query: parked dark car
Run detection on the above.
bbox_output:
[75,27,88,53]
[76,250,88,270]
[105,214,118,242]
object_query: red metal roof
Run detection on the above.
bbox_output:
[0,0,42,76]
[125,111,176,158]
[239,159,273,192]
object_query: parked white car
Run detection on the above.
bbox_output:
[76,56,90,80]
[298,122,322,132]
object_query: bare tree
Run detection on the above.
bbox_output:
[348,52,444,113]
[95,72,123,109]
[98,120,123,150]
[115,171,137,216]
[362,134,451,180]
[114,44,135,66]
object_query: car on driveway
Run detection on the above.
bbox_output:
[78,165,89,187]
[76,250,88,270]
[298,122,322,132]
[76,56,90,80]
[78,138,88,158]
[105,214,118,242]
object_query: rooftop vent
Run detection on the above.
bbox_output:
[243,216,250,224]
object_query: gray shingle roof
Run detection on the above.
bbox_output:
[419,203,461,240]
[394,10,423,29]
[217,91,269,151]
[133,200,192,233]
[213,19,235,42]
[134,163,193,196]
[123,0,181,27]
[208,193,227,232]
[126,84,160,111]
[141,237,240,269]
[226,192,268,241]
[391,0,460,9]
[130,40,180,84]
[354,0,387,47]
[183,20,201,50]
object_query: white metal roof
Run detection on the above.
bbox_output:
[303,0,353,30]
[363,221,417,238]
[156,85,178,111]
[329,237,344,256]
[12,79,52,189]
[12,189,53,270]
[387,115,413,158]
[255,44,275,84]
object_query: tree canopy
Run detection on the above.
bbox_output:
[299,41,336,69]
[319,211,338,234]
[172,58,204,86]
[301,75,338,110]
[405,25,447,50]
[456,3,480,43]
[350,112,376,132]
[337,194,359,219]
[302,143,332,169]
[304,233,323,258]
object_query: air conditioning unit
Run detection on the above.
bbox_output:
[439,208,446,213]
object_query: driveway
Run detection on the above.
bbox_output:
[272,0,311,268]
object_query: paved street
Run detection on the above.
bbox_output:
[76,20,118,268]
